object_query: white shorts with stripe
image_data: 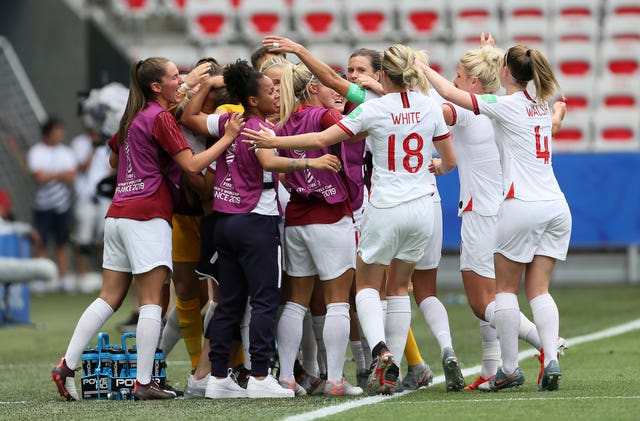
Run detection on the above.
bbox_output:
[103,217,173,275]
[494,199,572,263]
[284,215,356,280]
[415,200,443,270]
[358,195,434,265]
[460,212,497,278]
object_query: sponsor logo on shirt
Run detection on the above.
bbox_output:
[348,106,363,119]
[480,94,498,104]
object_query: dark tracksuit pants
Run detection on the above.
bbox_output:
[208,212,281,378]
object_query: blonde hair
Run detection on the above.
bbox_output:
[117,57,170,145]
[259,56,289,74]
[279,62,319,127]
[459,45,504,94]
[505,45,561,103]
[382,44,429,93]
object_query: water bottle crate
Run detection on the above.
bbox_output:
[80,332,166,400]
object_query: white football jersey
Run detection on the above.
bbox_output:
[338,90,450,208]
[431,88,501,216]
[471,90,565,201]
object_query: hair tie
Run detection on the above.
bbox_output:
[526,49,531,57]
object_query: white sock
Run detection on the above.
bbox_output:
[324,302,350,383]
[203,300,218,333]
[530,293,560,366]
[301,310,319,377]
[384,296,411,363]
[359,323,372,367]
[312,315,327,376]
[419,296,453,354]
[65,298,114,368]
[380,299,388,330]
[158,306,182,357]
[494,292,520,375]
[350,340,366,372]
[487,300,541,350]
[136,304,162,384]
[241,300,252,370]
[519,312,542,350]
[479,318,500,379]
[277,301,307,382]
[355,288,385,354]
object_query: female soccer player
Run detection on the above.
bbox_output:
[244,44,456,395]
[420,44,571,392]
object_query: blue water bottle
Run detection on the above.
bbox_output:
[81,346,99,376]
[111,346,126,377]
[127,346,137,379]
[153,348,166,387]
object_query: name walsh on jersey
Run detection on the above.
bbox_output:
[526,103,550,117]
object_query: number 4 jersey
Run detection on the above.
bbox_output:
[337,90,450,208]
[471,90,565,202]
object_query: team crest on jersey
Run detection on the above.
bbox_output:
[347,106,363,119]
[480,94,498,104]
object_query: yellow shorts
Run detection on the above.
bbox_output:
[172,214,202,262]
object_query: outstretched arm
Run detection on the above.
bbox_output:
[256,149,342,173]
[415,59,475,111]
[243,124,351,151]
[263,35,351,97]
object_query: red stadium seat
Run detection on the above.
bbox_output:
[186,0,237,45]
[553,110,592,151]
[238,0,291,42]
[593,108,640,150]
[449,0,501,44]
[344,3,396,42]
[112,0,158,19]
[397,1,447,41]
[291,0,344,43]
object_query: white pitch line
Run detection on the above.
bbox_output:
[282,318,640,421]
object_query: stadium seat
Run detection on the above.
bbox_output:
[503,17,550,48]
[449,0,501,43]
[162,0,186,17]
[112,0,158,19]
[396,0,448,42]
[599,39,640,78]
[594,73,640,110]
[552,40,598,80]
[602,15,640,41]
[553,110,592,152]
[558,76,595,112]
[185,0,237,45]
[592,108,640,150]
[551,0,601,42]
[343,2,397,43]
[202,44,253,66]
[502,0,551,19]
[291,0,344,43]
[306,42,353,75]
[604,0,640,17]
[237,0,291,43]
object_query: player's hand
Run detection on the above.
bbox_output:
[263,35,300,54]
[243,123,277,149]
[309,154,342,172]
[184,62,212,90]
[223,113,245,139]
[480,32,496,48]
[428,158,445,176]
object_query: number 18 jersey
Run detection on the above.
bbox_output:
[337,90,450,208]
